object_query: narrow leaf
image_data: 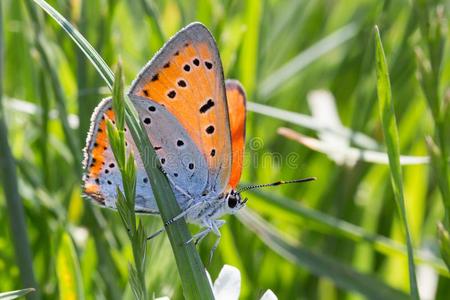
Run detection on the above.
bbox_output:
[56,233,84,300]
[374,26,419,299]
[0,288,35,300]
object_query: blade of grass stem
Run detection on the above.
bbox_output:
[374,26,419,299]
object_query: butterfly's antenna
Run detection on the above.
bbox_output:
[237,177,316,193]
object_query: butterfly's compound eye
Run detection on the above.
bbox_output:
[228,196,238,208]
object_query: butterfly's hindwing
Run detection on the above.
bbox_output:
[225,80,247,189]
[82,98,159,213]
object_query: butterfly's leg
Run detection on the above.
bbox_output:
[146,227,166,240]
[185,226,211,245]
[208,220,225,263]
[148,202,204,241]
[186,220,212,245]
[165,201,203,226]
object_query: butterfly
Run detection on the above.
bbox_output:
[82,22,314,248]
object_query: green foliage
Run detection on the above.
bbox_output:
[1,0,450,299]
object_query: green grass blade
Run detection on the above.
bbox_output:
[374,25,419,299]
[238,209,410,300]
[0,3,40,299]
[0,288,36,300]
[31,1,214,298]
[56,233,84,300]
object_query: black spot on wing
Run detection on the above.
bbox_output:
[205,61,213,69]
[167,90,176,99]
[199,99,214,113]
[205,125,215,134]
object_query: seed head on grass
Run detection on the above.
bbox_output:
[106,62,147,299]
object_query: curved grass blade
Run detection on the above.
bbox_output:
[0,288,36,300]
[32,1,214,298]
[374,25,419,299]
[238,209,409,300]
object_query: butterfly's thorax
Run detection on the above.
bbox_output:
[185,193,228,225]
[185,189,245,225]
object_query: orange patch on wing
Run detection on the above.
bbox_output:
[137,43,228,170]
[87,109,115,178]
[84,183,100,194]
[226,81,246,188]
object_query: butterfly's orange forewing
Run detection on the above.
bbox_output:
[129,23,232,191]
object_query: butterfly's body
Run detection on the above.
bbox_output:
[182,190,245,224]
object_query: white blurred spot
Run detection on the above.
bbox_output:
[307,90,357,166]
[417,248,438,300]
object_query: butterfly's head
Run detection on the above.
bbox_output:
[224,190,247,214]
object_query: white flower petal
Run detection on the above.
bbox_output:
[260,289,278,300]
[213,265,241,300]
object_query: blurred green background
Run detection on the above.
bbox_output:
[1,0,449,299]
